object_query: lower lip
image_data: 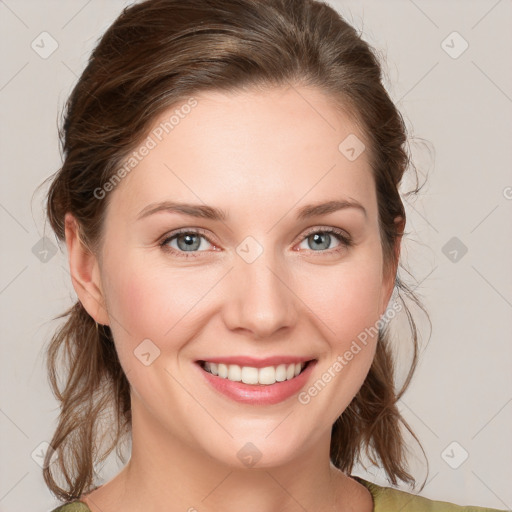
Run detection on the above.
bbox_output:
[195,360,317,405]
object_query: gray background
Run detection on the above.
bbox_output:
[0,0,511,510]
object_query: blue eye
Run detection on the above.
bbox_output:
[159,227,352,258]
[298,228,352,253]
[160,229,214,257]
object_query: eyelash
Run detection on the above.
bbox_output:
[158,227,353,258]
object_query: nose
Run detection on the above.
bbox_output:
[222,248,299,339]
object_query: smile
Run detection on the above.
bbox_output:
[200,360,312,386]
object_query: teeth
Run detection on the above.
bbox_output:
[204,362,306,385]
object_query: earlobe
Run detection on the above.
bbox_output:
[393,215,405,264]
[381,272,396,317]
[64,213,109,325]
[380,216,405,315]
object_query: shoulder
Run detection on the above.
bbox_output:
[354,477,507,512]
[49,501,91,512]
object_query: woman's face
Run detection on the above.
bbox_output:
[85,86,397,468]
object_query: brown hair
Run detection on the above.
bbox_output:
[43,0,429,502]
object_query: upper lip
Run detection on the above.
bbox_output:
[197,356,316,368]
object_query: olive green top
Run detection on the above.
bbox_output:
[49,476,507,511]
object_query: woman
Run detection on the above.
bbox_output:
[42,0,505,510]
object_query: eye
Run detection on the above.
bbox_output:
[159,228,215,258]
[159,226,353,258]
[296,227,353,254]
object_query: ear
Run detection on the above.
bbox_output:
[64,213,110,325]
[380,215,405,314]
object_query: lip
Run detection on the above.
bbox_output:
[195,359,317,405]
[196,355,314,368]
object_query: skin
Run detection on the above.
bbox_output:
[65,85,402,512]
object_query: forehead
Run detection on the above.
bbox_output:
[106,86,376,221]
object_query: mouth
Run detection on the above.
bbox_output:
[197,359,316,386]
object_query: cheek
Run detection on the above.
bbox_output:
[104,247,385,342]
[101,239,385,376]
[100,254,217,366]
[297,256,385,345]
[290,255,385,424]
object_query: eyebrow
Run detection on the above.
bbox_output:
[136,199,367,222]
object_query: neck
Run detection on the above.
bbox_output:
[83,396,368,512]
